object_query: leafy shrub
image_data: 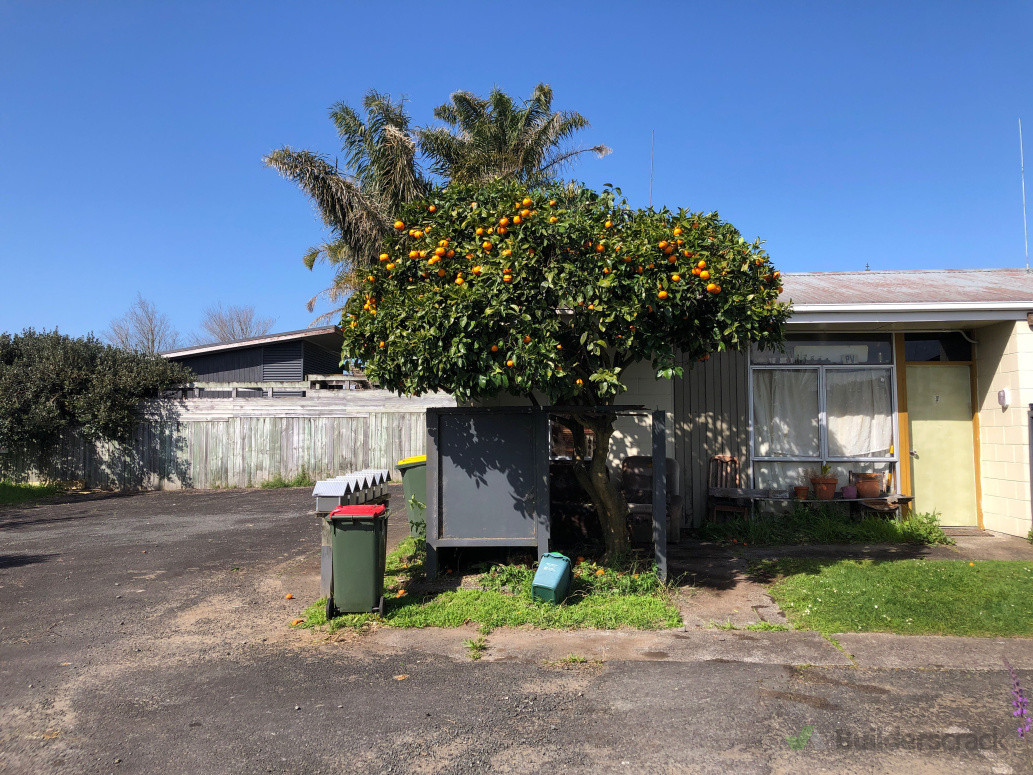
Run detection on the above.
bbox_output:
[698,505,953,546]
[0,328,189,453]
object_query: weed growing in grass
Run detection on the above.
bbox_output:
[464,635,488,660]
[260,469,316,489]
[698,505,953,547]
[296,542,682,634]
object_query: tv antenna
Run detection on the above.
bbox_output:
[1022,118,1030,272]
[649,129,655,208]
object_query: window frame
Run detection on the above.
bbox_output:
[747,348,900,489]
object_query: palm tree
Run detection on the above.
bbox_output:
[265,91,428,320]
[267,84,607,322]
[418,83,610,185]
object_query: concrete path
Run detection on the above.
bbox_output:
[5,490,1033,774]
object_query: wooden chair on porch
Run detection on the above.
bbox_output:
[707,455,750,523]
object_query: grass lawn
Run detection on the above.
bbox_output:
[762,558,1033,637]
[0,480,65,506]
[698,506,953,547]
[298,539,683,634]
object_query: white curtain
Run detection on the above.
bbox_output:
[825,369,893,458]
[752,370,820,458]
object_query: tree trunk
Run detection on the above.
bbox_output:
[567,414,629,562]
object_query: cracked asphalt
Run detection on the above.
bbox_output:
[2,488,1033,774]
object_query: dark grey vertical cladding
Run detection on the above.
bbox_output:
[303,342,344,376]
[262,342,303,381]
[172,346,264,382]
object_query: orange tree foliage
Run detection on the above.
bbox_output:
[341,180,789,404]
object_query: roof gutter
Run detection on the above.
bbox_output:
[788,301,1032,326]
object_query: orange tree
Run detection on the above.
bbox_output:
[342,180,790,559]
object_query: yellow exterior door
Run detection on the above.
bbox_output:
[905,365,978,526]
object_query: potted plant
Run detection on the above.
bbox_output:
[809,463,838,501]
[854,472,882,499]
[793,482,809,500]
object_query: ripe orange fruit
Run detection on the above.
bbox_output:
[471,201,477,209]
[428,205,437,213]
[549,216,558,224]
[413,230,423,238]
[635,266,643,274]
[437,268,446,277]
[604,220,613,229]
[472,265,482,276]
[648,262,655,269]
[285,593,294,600]
[499,217,510,227]
[386,262,395,270]
[491,344,499,352]
[409,250,418,259]
[522,197,532,207]
[367,275,375,283]
[446,250,455,258]
[668,256,677,264]
[548,199,556,206]
[673,227,683,236]
[587,303,595,310]
[393,220,404,230]
[512,216,522,225]
[658,290,669,299]
[434,247,446,257]
[520,208,531,218]
[523,335,531,344]
[506,359,515,367]
[595,244,605,253]
[603,267,611,274]
[497,226,508,235]
[482,241,493,251]
[379,341,386,348]
[418,250,427,259]
[663,246,674,255]
[379,253,389,262]
[658,240,668,249]
[476,227,484,236]
[502,248,512,257]
[697,260,706,269]
[576,378,583,386]
[700,270,710,280]
[455,277,464,285]
[623,256,633,263]
[503,274,512,283]
[349,321,357,328]
[671,274,681,282]
[556,344,562,350]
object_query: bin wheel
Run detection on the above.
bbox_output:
[377,596,385,616]
[326,597,334,621]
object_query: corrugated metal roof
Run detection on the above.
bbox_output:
[782,267,1033,306]
[311,469,390,497]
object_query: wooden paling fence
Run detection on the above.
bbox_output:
[0,407,431,490]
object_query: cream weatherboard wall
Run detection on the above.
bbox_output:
[974,320,1033,537]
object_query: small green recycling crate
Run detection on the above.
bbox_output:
[532,552,572,604]
[327,504,389,617]
[396,455,428,538]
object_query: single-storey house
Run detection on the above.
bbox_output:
[162,326,365,396]
[483,267,1033,539]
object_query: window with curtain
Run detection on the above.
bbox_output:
[750,338,897,488]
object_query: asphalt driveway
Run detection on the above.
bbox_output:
[3,488,1033,774]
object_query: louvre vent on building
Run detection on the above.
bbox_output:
[261,342,303,381]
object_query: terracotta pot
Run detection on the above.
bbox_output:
[794,485,809,500]
[854,473,882,499]
[810,476,838,501]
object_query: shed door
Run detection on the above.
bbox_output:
[906,364,978,526]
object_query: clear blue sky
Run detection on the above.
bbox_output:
[2,2,1031,341]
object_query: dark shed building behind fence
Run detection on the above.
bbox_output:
[162,327,346,384]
